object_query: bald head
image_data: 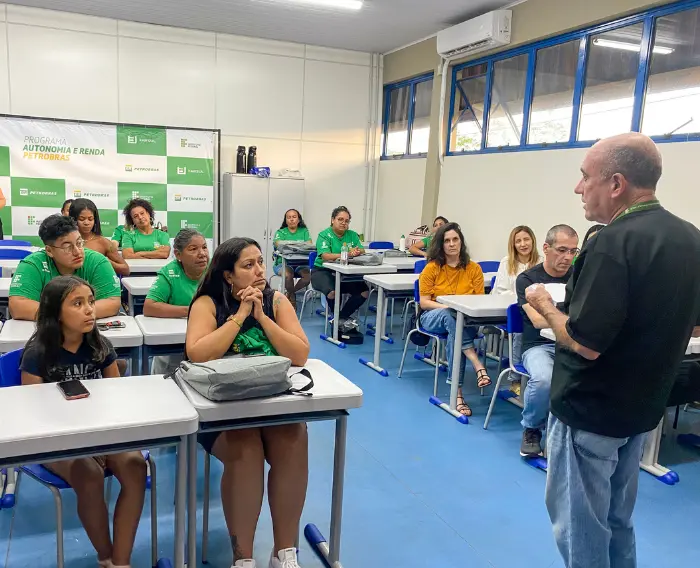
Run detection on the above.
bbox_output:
[593,133,662,191]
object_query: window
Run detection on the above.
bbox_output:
[642,6,700,137]
[382,74,434,158]
[528,40,580,144]
[486,54,529,147]
[578,23,645,141]
[451,64,488,152]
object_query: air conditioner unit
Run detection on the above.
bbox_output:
[437,10,512,58]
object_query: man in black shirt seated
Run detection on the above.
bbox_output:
[516,225,578,457]
[525,133,700,568]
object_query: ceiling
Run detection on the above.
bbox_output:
[5,0,519,53]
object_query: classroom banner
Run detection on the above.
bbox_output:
[0,117,217,245]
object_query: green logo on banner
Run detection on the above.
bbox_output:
[97,209,119,236]
[117,182,167,211]
[167,157,214,186]
[0,146,9,177]
[167,211,213,239]
[116,126,166,156]
[0,205,12,235]
[11,177,66,207]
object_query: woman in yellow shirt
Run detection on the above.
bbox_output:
[419,222,490,416]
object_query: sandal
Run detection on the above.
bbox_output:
[456,392,472,416]
[476,368,492,389]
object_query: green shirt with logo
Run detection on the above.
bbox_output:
[314,227,363,268]
[273,226,312,266]
[146,260,202,306]
[122,229,170,253]
[9,249,122,302]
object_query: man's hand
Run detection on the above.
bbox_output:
[525,283,555,316]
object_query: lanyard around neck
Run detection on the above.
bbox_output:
[611,198,661,224]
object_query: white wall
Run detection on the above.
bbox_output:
[0,4,373,236]
[437,142,700,261]
[375,159,426,242]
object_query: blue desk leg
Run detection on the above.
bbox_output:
[360,287,389,376]
[305,414,347,568]
[639,420,679,485]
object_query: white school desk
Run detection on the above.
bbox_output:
[135,315,188,375]
[435,294,516,422]
[124,258,169,275]
[122,276,156,315]
[277,253,311,295]
[382,256,422,272]
[320,262,397,347]
[0,259,19,277]
[361,273,420,376]
[0,376,199,568]
[541,328,699,485]
[0,277,10,312]
[0,316,144,370]
[174,358,362,568]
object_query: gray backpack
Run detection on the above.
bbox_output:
[171,355,313,402]
[277,242,316,255]
[347,253,383,266]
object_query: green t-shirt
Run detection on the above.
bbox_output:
[146,260,202,306]
[273,226,311,266]
[111,225,126,247]
[9,249,122,302]
[422,235,432,249]
[314,227,363,268]
[122,229,170,253]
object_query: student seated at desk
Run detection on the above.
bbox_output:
[409,215,448,257]
[20,275,146,568]
[70,198,130,276]
[311,205,367,335]
[186,237,310,568]
[273,208,312,308]
[492,225,541,295]
[120,198,170,260]
[144,228,209,374]
[9,215,122,320]
[516,224,578,457]
[419,222,490,417]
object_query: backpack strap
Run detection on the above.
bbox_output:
[287,368,314,397]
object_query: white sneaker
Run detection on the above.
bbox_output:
[233,560,257,568]
[269,548,301,568]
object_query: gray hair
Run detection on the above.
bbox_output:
[173,228,203,253]
[545,224,578,246]
[601,144,662,190]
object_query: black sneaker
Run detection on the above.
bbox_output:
[520,428,543,457]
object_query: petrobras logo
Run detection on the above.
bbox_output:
[83,191,110,199]
[125,164,133,172]
[126,164,158,173]
[19,188,28,196]
[176,167,187,175]
[127,135,138,144]
[73,189,82,197]
[174,194,182,201]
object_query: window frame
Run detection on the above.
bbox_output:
[381,72,435,160]
[446,0,700,156]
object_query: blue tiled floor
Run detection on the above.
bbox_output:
[1,313,699,567]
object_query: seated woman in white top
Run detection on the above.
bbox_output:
[492,225,542,295]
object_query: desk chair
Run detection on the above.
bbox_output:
[0,249,30,260]
[398,280,448,396]
[401,259,427,339]
[299,252,321,320]
[483,304,530,430]
[477,260,500,274]
[0,349,158,568]
[368,241,393,250]
[0,240,32,247]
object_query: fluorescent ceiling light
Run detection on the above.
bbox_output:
[593,38,674,55]
[263,0,363,10]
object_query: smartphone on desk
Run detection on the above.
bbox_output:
[57,380,90,400]
[97,320,126,331]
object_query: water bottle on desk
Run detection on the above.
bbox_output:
[399,234,406,252]
[340,242,349,266]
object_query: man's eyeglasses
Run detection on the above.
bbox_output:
[553,246,580,256]
[50,239,85,254]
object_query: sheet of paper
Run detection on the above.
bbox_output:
[544,283,566,304]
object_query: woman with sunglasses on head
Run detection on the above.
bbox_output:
[273,209,312,309]
[186,237,310,568]
[21,275,147,568]
[409,216,449,258]
[419,222,490,417]
[69,198,130,276]
[120,198,171,259]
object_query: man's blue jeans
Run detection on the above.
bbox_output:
[545,414,647,568]
[521,343,556,429]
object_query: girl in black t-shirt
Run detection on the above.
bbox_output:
[20,276,146,568]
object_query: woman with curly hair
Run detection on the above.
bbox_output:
[120,198,171,259]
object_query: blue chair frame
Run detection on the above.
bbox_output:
[478,260,500,275]
[368,241,394,250]
[483,304,531,430]
[0,349,158,568]
[0,249,30,260]
[0,240,32,247]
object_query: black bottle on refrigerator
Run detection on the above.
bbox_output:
[236,146,247,174]
[247,146,257,173]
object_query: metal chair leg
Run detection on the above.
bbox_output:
[105,476,113,506]
[149,456,158,567]
[398,329,418,377]
[484,368,511,430]
[433,340,441,397]
[50,486,64,568]
[202,451,211,564]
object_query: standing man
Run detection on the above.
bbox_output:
[525,133,700,568]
